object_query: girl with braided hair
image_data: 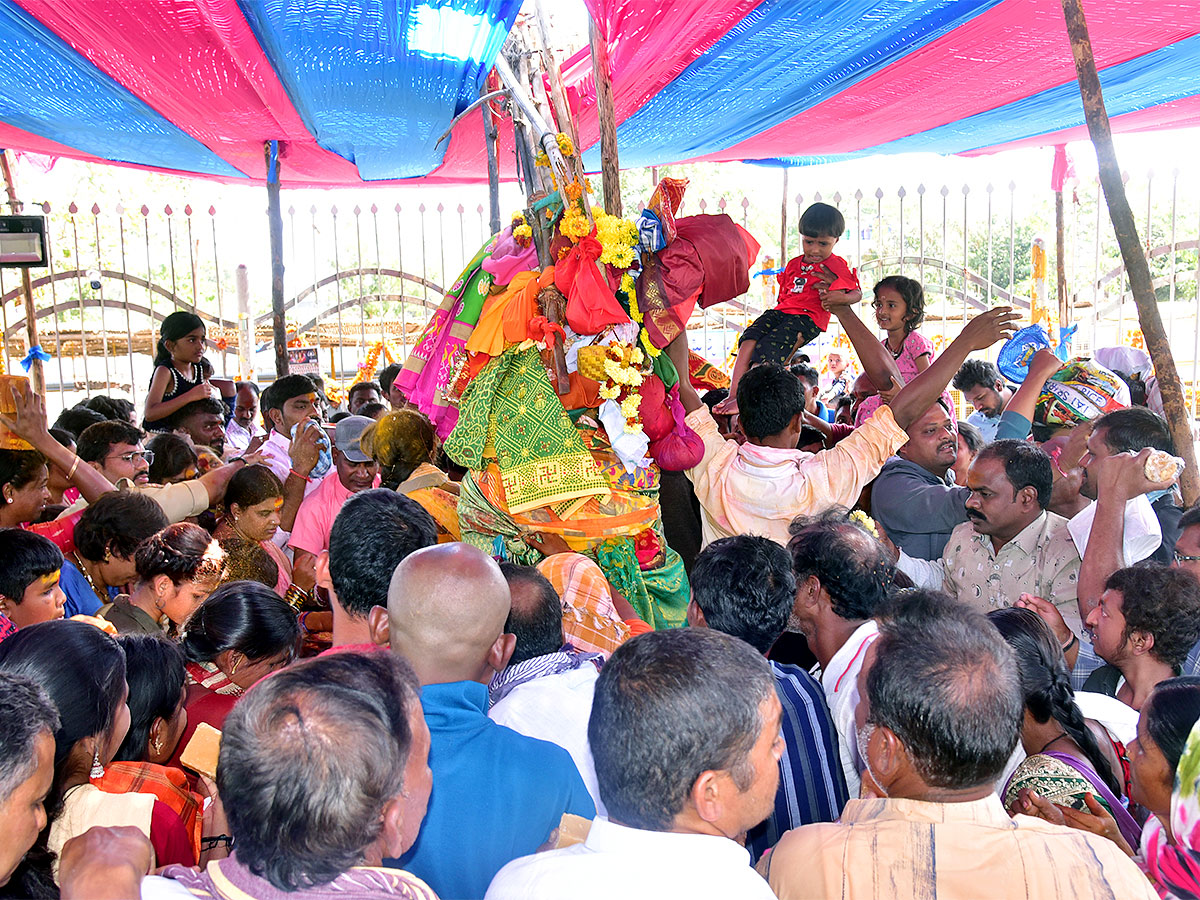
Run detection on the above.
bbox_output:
[99,523,226,637]
[990,607,1142,848]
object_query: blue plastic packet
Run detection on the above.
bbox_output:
[291,419,332,479]
[996,325,1052,384]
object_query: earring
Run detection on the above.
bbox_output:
[229,656,241,676]
[151,739,163,757]
[90,749,105,779]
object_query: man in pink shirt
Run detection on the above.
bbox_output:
[289,416,381,577]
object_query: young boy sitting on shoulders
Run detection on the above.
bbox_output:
[715,202,860,415]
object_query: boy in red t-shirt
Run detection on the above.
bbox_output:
[716,202,860,415]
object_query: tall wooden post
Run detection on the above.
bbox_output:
[780,168,790,263]
[0,151,46,396]
[481,84,503,237]
[588,16,621,217]
[265,141,288,378]
[1061,0,1198,505]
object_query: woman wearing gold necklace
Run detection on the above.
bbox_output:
[212,465,297,599]
[63,493,169,614]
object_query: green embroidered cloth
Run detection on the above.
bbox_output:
[445,345,609,514]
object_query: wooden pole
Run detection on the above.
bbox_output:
[481,84,503,236]
[1061,0,1198,505]
[265,141,288,379]
[0,151,45,396]
[588,16,621,217]
[1055,190,1069,327]
[532,0,592,219]
[780,168,790,264]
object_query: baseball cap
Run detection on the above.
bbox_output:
[333,415,374,463]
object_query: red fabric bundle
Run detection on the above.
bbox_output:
[557,234,630,335]
[648,177,689,245]
[647,384,704,471]
[637,246,703,348]
[638,374,673,441]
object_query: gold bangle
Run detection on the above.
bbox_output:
[66,456,80,480]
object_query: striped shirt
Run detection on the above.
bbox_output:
[746,661,849,861]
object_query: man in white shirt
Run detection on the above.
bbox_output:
[486,628,779,900]
[488,563,604,814]
[786,508,894,796]
[258,374,323,488]
[223,381,265,457]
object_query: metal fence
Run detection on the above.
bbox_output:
[4,167,1200,419]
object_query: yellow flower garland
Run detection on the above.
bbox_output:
[599,341,647,434]
[594,211,638,268]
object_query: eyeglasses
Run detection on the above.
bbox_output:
[1175,551,1200,564]
[107,450,154,465]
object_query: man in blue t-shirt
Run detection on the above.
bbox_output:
[386,543,594,899]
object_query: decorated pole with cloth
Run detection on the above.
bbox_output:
[0,150,46,396]
[1061,0,1199,505]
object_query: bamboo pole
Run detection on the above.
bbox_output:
[1061,0,1198,505]
[588,16,621,217]
[0,151,45,396]
[265,141,288,378]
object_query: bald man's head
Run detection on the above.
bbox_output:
[387,543,515,686]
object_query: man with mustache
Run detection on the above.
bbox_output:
[896,439,1082,633]
[289,415,381,576]
[870,397,970,560]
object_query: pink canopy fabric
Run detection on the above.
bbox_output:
[565,0,1200,170]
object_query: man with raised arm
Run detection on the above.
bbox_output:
[666,303,1018,546]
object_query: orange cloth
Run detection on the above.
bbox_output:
[538,553,630,657]
[467,271,536,357]
[502,267,556,344]
[624,617,654,637]
[555,370,602,412]
[467,268,558,357]
[93,761,202,861]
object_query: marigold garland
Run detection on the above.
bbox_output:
[534,133,575,168]
[511,212,532,248]
[619,269,660,359]
[560,203,591,242]
[598,341,646,434]
[321,339,395,407]
[594,211,638,269]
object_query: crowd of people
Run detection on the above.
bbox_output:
[2,232,1200,900]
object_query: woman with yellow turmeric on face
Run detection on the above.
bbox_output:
[212,465,293,596]
[361,409,460,542]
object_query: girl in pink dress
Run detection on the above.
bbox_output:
[855,276,933,426]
